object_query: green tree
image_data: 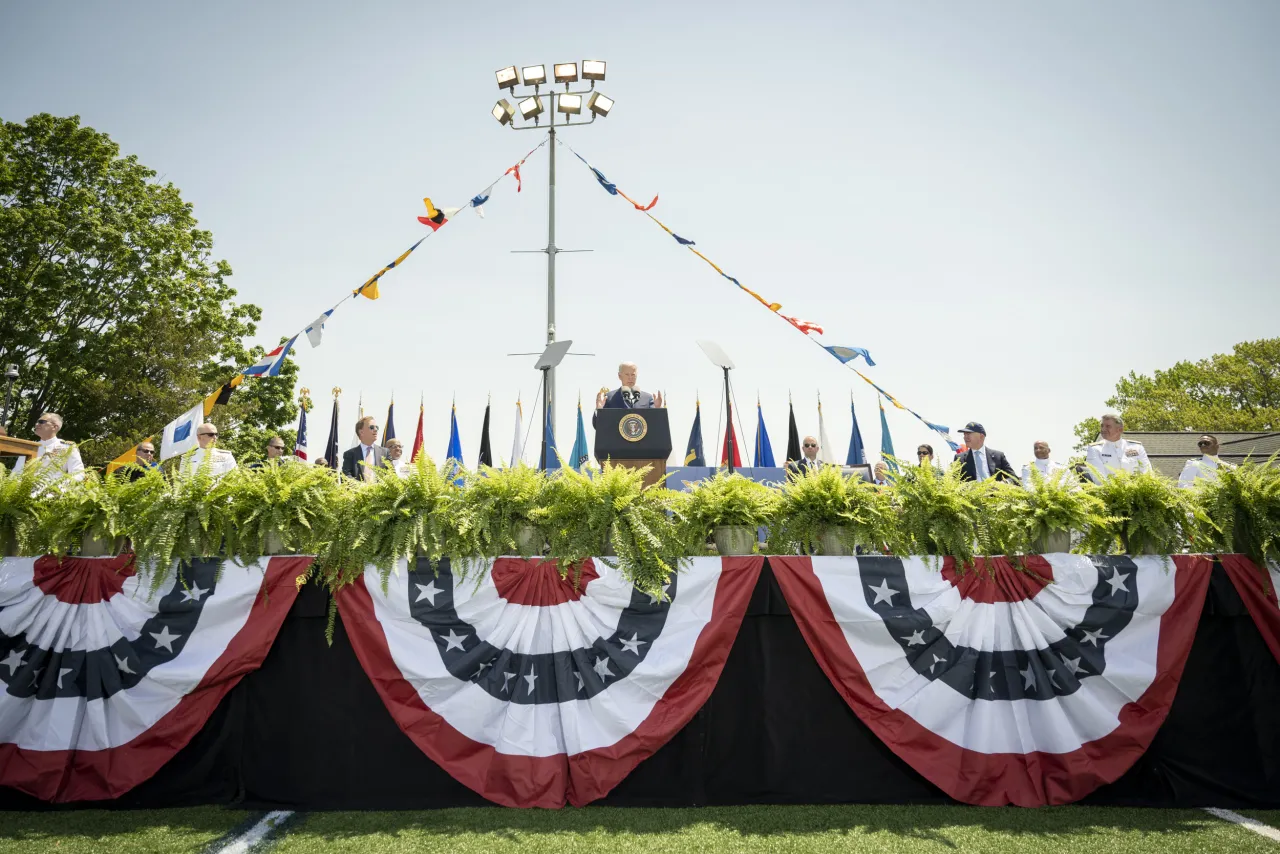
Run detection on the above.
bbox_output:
[1073,338,1280,449]
[0,113,296,465]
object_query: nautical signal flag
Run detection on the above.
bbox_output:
[823,345,876,367]
[161,402,204,461]
[418,197,458,232]
[244,336,298,378]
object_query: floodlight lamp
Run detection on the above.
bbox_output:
[3,364,17,380]
[521,64,547,86]
[519,95,544,120]
[557,93,582,115]
[495,66,519,90]
[492,99,515,125]
[554,62,578,85]
[587,91,613,117]
[582,59,606,81]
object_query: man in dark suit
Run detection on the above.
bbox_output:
[955,421,1017,482]
[341,416,386,481]
[592,361,664,428]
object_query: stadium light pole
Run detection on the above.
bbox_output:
[493,60,613,434]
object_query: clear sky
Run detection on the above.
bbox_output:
[3,1,1278,468]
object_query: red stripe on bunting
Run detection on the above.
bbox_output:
[0,556,309,802]
[939,556,1054,605]
[491,558,600,606]
[1219,554,1280,665]
[33,555,137,605]
[337,557,763,808]
[769,555,1212,807]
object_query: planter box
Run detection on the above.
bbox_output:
[713,526,756,556]
[817,527,854,556]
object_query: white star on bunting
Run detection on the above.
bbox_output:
[57,667,73,689]
[1,648,26,675]
[903,630,926,647]
[415,582,442,606]
[930,654,945,673]
[1062,656,1083,676]
[1080,627,1108,647]
[1021,665,1037,690]
[116,654,136,675]
[441,629,468,652]
[868,578,898,606]
[647,583,672,605]
[150,625,182,653]
[619,633,646,655]
[524,669,538,695]
[1105,570,1130,596]
[501,671,516,693]
[593,656,613,682]
[180,583,209,603]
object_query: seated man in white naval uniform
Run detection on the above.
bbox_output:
[13,412,85,489]
[1084,412,1151,481]
[1021,440,1071,489]
[182,422,237,477]
[1178,434,1234,488]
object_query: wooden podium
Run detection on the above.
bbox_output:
[0,435,38,465]
[593,408,672,490]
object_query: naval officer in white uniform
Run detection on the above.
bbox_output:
[1021,440,1071,488]
[1084,413,1151,481]
[182,423,237,477]
[14,412,86,489]
[1178,435,1233,488]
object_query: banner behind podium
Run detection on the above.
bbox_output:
[593,408,672,488]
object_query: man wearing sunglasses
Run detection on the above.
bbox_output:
[1178,435,1233,488]
[182,423,237,477]
[789,435,823,475]
[125,441,159,481]
[13,412,85,486]
[341,416,385,481]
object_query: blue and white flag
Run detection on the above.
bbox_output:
[304,311,334,348]
[160,401,204,461]
[823,345,876,368]
[244,336,298,377]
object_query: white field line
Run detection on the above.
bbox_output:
[210,810,296,854]
[1204,807,1280,843]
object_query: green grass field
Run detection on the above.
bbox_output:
[0,805,1276,853]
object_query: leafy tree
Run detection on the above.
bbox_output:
[1074,338,1280,449]
[0,113,296,465]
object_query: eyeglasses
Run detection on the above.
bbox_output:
[199,432,218,438]
[802,443,817,448]
[137,448,155,455]
[1197,440,1212,447]
[35,419,52,426]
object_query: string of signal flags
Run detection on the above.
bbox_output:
[112,128,956,471]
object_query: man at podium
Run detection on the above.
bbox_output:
[592,362,664,428]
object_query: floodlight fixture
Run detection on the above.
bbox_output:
[519,95,544,121]
[553,62,578,85]
[521,64,547,86]
[492,99,515,125]
[495,66,519,90]
[587,91,613,117]
[557,93,582,115]
[582,59,606,81]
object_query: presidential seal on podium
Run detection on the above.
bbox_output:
[618,413,649,442]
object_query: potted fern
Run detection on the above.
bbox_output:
[342,454,476,585]
[1078,470,1196,556]
[32,470,134,557]
[464,463,552,556]
[126,453,239,589]
[888,463,1006,564]
[0,463,45,557]
[542,462,685,597]
[1192,455,1280,567]
[678,470,777,556]
[1005,467,1108,554]
[771,466,892,555]
[224,461,344,562]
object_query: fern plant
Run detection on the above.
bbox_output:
[0,462,46,555]
[542,463,686,598]
[32,469,130,555]
[886,464,986,562]
[770,465,893,554]
[983,468,1110,555]
[127,454,239,590]
[1078,470,1198,555]
[1192,455,1280,567]
[678,470,779,544]
[463,463,553,557]
[223,461,345,564]
[338,454,477,585]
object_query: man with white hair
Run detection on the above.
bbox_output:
[592,361,663,428]
[1084,413,1150,481]
[14,412,85,485]
[182,422,237,477]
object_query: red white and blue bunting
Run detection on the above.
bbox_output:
[336,556,763,807]
[0,555,307,802]
[769,554,1212,806]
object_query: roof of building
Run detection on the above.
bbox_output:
[1122,431,1280,478]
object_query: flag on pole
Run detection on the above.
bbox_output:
[510,398,525,467]
[478,400,493,468]
[817,394,835,465]
[304,309,334,348]
[542,405,560,473]
[411,399,425,462]
[348,395,364,450]
[786,399,801,463]
[845,396,866,466]
[384,397,396,444]
[720,419,742,468]
[684,400,706,466]
[294,406,308,461]
[160,402,204,461]
[571,399,590,471]
[446,403,463,463]
[243,336,298,378]
[753,399,776,467]
[324,395,340,469]
[879,395,897,472]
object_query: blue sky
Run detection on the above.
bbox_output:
[3,0,1278,467]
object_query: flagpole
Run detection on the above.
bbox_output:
[546,123,557,433]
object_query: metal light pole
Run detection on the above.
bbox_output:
[492,61,614,434]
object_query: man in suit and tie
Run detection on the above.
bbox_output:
[955,421,1017,482]
[342,416,386,481]
[788,435,822,476]
[592,362,664,428]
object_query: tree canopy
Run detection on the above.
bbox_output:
[1074,338,1280,449]
[0,113,296,465]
